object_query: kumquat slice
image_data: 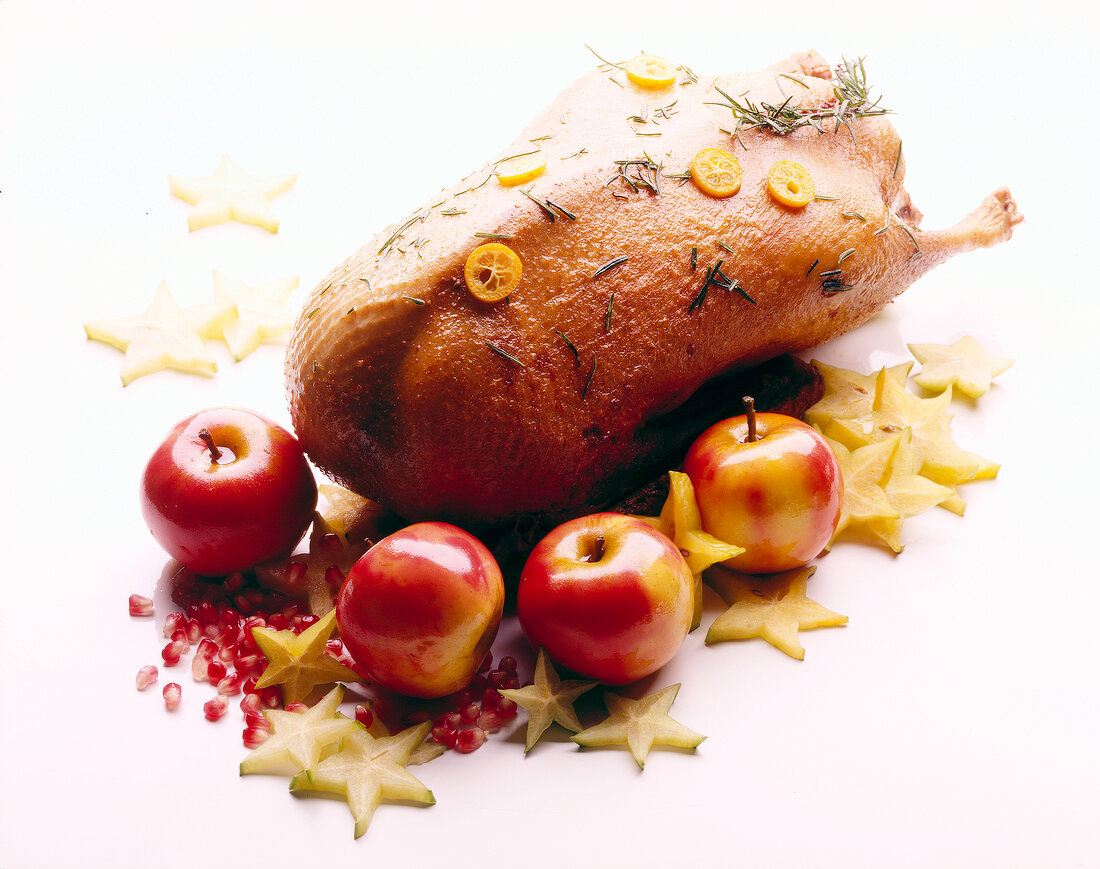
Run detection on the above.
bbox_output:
[766,160,816,207]
[464,243,523,302]
[624,54,678,89]
[496,153,546,187]
[690,148,743,198]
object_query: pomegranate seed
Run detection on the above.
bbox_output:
[196,638,218,661]
[243,727,270,748]
[240,693,262,715]
[482,688,504,711]
[320,533,343,554]
[281,601,304,620]
[242,676,258,695]
[354,705,374,728]
[218,643,238,664]
[488,668,509,688]
[434,711,462,729]
[285,561,308,586]
[162,683,182,710]
[223,573,245,595]
[267,613,289,632]
[196,601,218,627]
[161,641,186,666]
[206,660,227,683]
[371,696,392,721]
[162,611,185,639]
[217,673,243,696]
[135,665,159,690]
[187,619,203,644]
[500,676,520,691]
[260,686,282,709]
[324,565,346,589]
[219,607,241,631]
[191,655,209,682]
[128,594,154,617]
[499,655,518,673]
[296,614,318,631]
[244,587,266,606]
[170,628,190,647]
[203,695,228,721]
[478,653,493,673]
[478,709,504,732]
[234,593,255,615]
[459,703,481,723]
[285,702,308,714]
[234,654,261,678]
[498,696,518,719]
[244,710,271,730]
[170,568,197,605]
[326,638,344,656]
[431,725,459,747]
[452,690,474,709]
[467,674,488,696]
[455,727,487,753]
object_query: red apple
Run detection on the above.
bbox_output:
[141,408,317,576]
[517,513,693,685]
[336,522,505,699]
[682,400,842,574]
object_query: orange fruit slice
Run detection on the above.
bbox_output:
[496,153,546,187]
[766,160,815,207]
[464,243,523,302]
[625,54,677,89]
[690,148,743,198]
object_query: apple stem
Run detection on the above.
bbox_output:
[743,396,757,443]
[198,427,223,463]
[586,535,606,563]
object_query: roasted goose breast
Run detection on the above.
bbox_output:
[286,51,1021,528]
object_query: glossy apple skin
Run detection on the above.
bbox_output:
[517,513,693,685]
[336,522,505,699]
[683,412,842,574]
[141,408,317,576]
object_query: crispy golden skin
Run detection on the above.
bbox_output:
[287,51,1021,528]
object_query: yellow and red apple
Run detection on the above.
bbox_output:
[517,513,693,685]
[140,407,317,576]
[336,522,505,698]
[683,403,843,574]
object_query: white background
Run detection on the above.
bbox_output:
[2,1,1098,867]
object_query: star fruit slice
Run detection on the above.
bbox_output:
[705,565,847,660]
[499,648,598,753]
[572,684,705,770]
[252,609,360,704]
[290,722,435,838]
[239,685,358,777]
[83,281,233,385]
[169,154,296,232]
[821,434,901,547]
[908,336,1013,399]
[210,270,299,361]
[635,471,744,630]
[803,360,912,431]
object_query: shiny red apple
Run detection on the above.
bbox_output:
[336,522,505,699]
[517,512,693,685]
[141,407,317,576]
[682,399,842,574]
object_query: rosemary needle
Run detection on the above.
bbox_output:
[485,341,525,367]
[582,355,597,400]
[556,330,580,365]
[593,256,629,278]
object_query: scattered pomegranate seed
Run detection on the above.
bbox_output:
[267,613,289,632]
[499,655,518,673]
[163,683,182,710]
[218,642,238,664]
[240,693,262,715]
[284,560,308,586]
[217,673,243,696]
[191,654,209,682]
[459,703,481,723]
[243,727,270,749]
[162,611,185,639]
[203,695,228,721]
[431,725,459,747]
[244,710,271,731]
[161,641,186,666]
[196,638,218,661]
[285,702,308,714]
[129,594,154,617]
[296,614,318,631]
[325,638,344,656]
[242,676,258,695]
[223,573,245,596]
[499,676,521,691]
[452,690,474,709]
[206,660,227,683]
[136,665,159,690]
[354,705,374,728]
[259,686,282,709]
[324,565,346,589]
[455,727,487,753]
[478,710,504,732]
[187,618,203,644]
[488,668,509,688]
[498,696,519,719]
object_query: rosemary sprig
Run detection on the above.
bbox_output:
[605,293,615,331]
[546,199,576,220]
[519,187,557,222]
[837,248,856,263]
[841,211,867,221]
[689,259,754,310]
[806,258,820,276]
[378,211,427,256]
[709,57,889,142]
[822,279,854,294]
[474,231,514,240]
[582,355,597,400]
[485,341,525,367]
[401,296,426,305]
[609,157,661,196]
[593,255,629,278]
[440,208,466,216]
[585,44,624,70]
[897,222,921,255]
[556,330,580,365]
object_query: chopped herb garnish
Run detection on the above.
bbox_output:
[679,66,698,85]
[691,246,698,270]
[401,296,426,305]
[837,248,856,263]
[378,212,427,256]
[582,355,597,400]
[485,341,525,367]
[593,255,629,278]
[561,147,589,160]
[530,134,554,142]
[306,308,319,319]
[494,149,542,166]
[897,222,921,254]
[716,240,735,255]
[358,277,372,288]
[556,330,580,365]
[806,258,820,276]
[893,141,903,177]
[585,44,624,70]
[776,72,810,89]
[841,211,867,221]
[819,268,843,277]
[346,306,356,315]
[518,187,557,222]
[474,231,514,240]
[319,282,333,295]
[813,194,839,201]
[635,131,662,137]
[609,157,661,196]
[822,279,854,294]
[908,251,923,263]
[605,293,615,331]
[546,199,577,220]
[440,208,467,216]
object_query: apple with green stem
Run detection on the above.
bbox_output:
[683,397,843,574]
[141,407,317,576]
[517,513,693,685]
[336,522,505,699]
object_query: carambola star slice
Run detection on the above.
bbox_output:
[908,335,1013,399]
[252,609,360,704]
[169,154,296,232]
[239,685,358,777]
[499,648,598,752]
[211,270,299,361]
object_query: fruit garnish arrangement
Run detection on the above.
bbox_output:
[90,49,1018,838]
